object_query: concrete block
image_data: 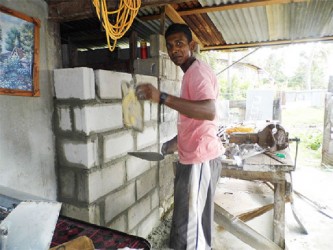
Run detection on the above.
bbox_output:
[143,102,151,122]
[151,103,158,121]
[137,208,160,238]
[57,106,72,131]
[149,34,167,57]
[137,125,158,150]
[159,121,177,143]
[87,162,126,202]
[161,58,176,80]
[58,168,75,199]
[74,104,123,135]
[104,131,134,162]
[126,155,151,181]
[61,203,101,225]
[105,182,136,222]
[95,70,132,99]
[128,196,151,231]
[151,187,159,210]
[136,168,157,199]
[108,214,127,232]
[54,67,95,100]
[133,58,159,77]
[62,138,98,169]
[135,74,158,89]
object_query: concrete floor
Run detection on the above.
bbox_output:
[213,166,333,250]
[148,166,333,249]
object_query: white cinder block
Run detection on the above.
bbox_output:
[63,139,98,168]
[54,67,95,100]
[105,183,136,222]
[74,104,123,135]
[57,106,71,131]
[61,203,100,225]
[135,74,158,89]
[104,131,134,162]
[151,103,158,121]
[126,156,151,181]
[151,189,159,209]
[109,214,127,232]
[95,70,132,99]
[136,168,157,199]
[137,126,158,149]
[143,102,150,122]
[137,208,160,238]
[128,196,151,231]
[88,162,125,202]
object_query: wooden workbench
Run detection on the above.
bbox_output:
[215,149,294,250]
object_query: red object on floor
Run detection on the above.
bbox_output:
[50,215,151,249]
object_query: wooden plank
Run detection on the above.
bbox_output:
[221,168,286,182]
[201,36,333,51]
[214,203,282,250]
[47,0,192,21]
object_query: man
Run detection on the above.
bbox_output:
[135,23,224,250]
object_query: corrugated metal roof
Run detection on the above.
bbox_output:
[198,0,333,47]
[55,0,333,51]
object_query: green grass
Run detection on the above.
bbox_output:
[281,106,324,168]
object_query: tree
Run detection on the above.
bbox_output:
[5,27,21,52]
[20,22,34,53]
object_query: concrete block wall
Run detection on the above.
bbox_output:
[54,67,163,238]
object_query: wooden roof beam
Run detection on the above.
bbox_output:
[201,36,333,51]
[165,4,203,48]
[47,0,192,22]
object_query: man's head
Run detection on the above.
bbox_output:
[165,23,192,43]
[164,23,196,67]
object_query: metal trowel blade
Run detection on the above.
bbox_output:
[128,152,164,161]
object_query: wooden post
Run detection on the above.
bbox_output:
[273,181,286,248]
[160,5,166,35]
[129,31,138,74]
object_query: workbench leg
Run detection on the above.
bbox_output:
[274,182,286,249]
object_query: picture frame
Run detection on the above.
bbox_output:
[0,5,40,97]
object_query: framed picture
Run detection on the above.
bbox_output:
[0,5,40,96]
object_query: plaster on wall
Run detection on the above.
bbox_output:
[0,0,60,199]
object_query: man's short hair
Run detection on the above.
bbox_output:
[165,23,192,42]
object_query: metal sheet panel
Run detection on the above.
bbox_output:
[199,0,333,46]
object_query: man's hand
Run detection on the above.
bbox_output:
[135,84,160,103]
[161,136,178,155]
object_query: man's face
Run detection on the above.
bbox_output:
[166,32,195,66]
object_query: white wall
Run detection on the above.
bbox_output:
[0,0,60,199]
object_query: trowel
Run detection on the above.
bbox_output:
[128,151,165,161]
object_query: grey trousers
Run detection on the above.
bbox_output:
[169,157,222,250]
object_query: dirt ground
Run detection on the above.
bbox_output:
[148,165,333,249]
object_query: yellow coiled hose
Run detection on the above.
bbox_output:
[92,0,141,51]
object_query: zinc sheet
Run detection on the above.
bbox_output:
[199,0,333,45]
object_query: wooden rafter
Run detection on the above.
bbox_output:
[201,36,333,51]
[47,0,192,21]
[165,4,203,48]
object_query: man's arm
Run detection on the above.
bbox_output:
[135,83,216,121]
